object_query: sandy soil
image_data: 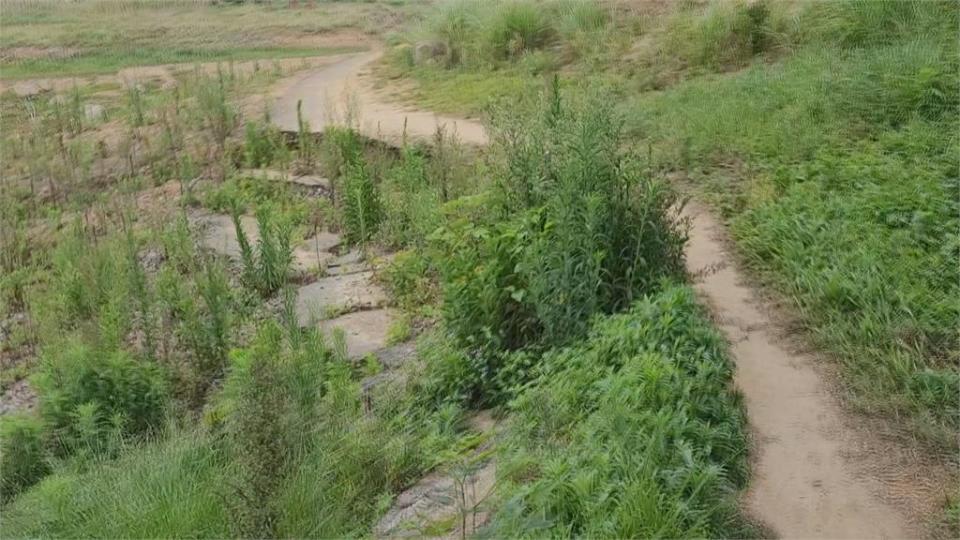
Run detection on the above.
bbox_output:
[269,50,951,538]
[268,51,487,145]
[683,201,939,539]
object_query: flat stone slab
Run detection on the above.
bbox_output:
[192,212,340,275]
[374,341,416,370]
[375,412,498,539]
[325,248,370,275]
[194,212,258,260]
[320,308,395,359]
[237,168,331,189]
[295,271,386,324]
[301,230,342,253]
[0,379,38,416]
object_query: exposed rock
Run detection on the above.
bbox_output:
[10,80,51,98]
[301,230,342,253]
[325,248,368,275]
[138,247,165,273]
[375,411,498,539]
[192,212,258,260]
[191,211,339,275]
[319,308,395,359]
[0,379,38,416]
[413,40,448,66]
[295,271,386,324]
[374,341,416,370]
[236,168,331,190]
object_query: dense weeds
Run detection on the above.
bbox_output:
[4,0,955,537]
[397,0,960,452]
[0,41,749,537]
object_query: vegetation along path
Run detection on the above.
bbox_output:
[270,50,923,539]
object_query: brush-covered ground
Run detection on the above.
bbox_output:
[377,0,959,532]
[383,0,959,454]
[2,1,757,538]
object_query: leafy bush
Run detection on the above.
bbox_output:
[487,1,554,59]
[205,173,312,226]
[0,414,50,502]
[431,84,686,403]
[382,249,439,313]
[242,119,289,169]
[490,285,754,537]
[34,343,170,453]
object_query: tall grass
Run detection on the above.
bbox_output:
[623,0,960,447]
[414,0,609,69]
[1,319,465,538]
[232,207,294,297]
[428,83,686,404]
[0,414,50,502]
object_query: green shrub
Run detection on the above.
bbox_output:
[242,119,289,169]
[226,324,288,538]
[489,285,753,537]
[379,146,441,248]
[661,0,777,71]
[0,414,50,502]
[428,0,483,67]
[198,73,237,152]
[382,249,439,312]
[190,259,234,384]
[487,1,554,59]
[34,343,170,453]
[327,128,383,245]
[431,84,686,403]
[232,206,294,297]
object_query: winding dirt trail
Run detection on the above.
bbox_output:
[270,50,486,145]
[268,52,927,539]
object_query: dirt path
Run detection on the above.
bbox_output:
[684,202,923,539]
[269,51,486,145]
[270,52,929,539]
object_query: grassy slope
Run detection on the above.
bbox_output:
[0,0,425,79]
[2,0,955,537]
[0,3,752,534]
[384,0,960,450]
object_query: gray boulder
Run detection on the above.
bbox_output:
[413,40,447,65]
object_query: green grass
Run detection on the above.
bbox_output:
[385,65,540,116]
[490,285,754,537]
[0,46,362,79]
[624,18,959,448]
[0,0,419,79]
[388,0,960,452]
[1,432,232,538]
